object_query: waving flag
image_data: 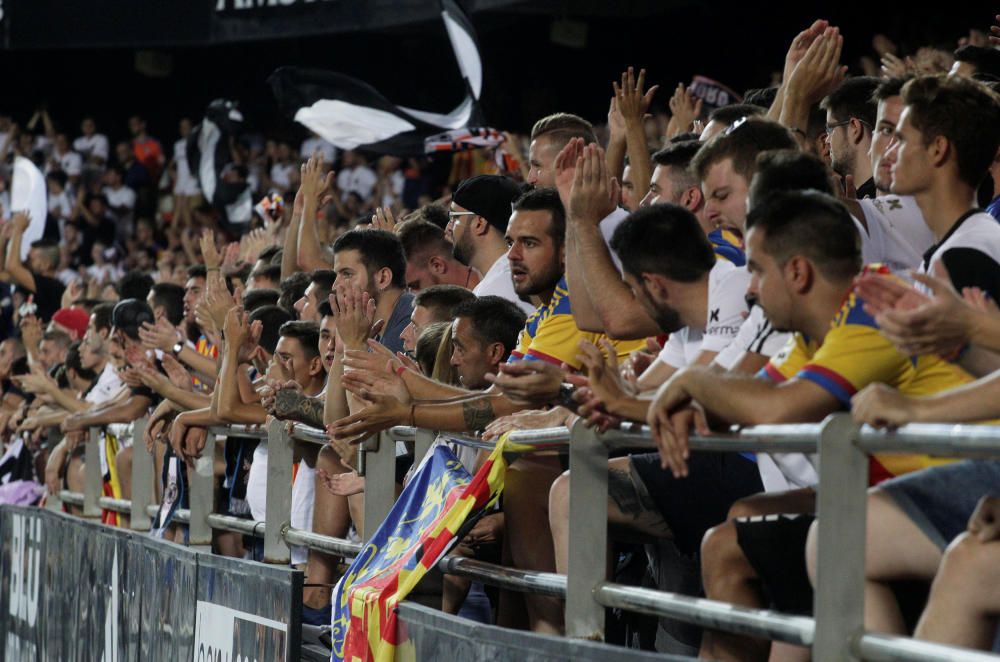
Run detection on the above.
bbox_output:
[330,433,521,662]
[268,0,488,156]
[186,98,251,221]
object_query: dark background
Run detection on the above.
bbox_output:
[0,0,994,145]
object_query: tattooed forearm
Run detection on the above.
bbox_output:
[462,397,496,433]
[274,390,325,428]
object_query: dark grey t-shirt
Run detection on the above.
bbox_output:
[375,291,414,355]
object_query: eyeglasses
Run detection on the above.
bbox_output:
[825,117,872,133]
[448,210,476,221]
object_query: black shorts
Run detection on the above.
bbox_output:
[629,452,764,556]
[734,513,815,615]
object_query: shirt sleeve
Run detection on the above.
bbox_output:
[757,334,807,383]
[701,267,752,353]
[792,324,906,406]
[656,330,690,370]
[939,247,1000,304]
[517,313,588,368]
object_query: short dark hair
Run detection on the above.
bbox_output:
[692,118,798,183]
[310,269,337,292]
[746,190,861,283]
[707,103,766,127]
[149,283,185,326]
[250,264,282,286]
[248,305,293,355]
[119,270,154,301]
[510,188,566,246]
[872,76,911,103]
[529,113,598,149]
[610,204,715,282]
[650,140,701,196]
[29,239,59,271]
[41,328,72,350]
[749,150,835,209]
[92,302,116,334]
[396,219,451,261]
[65,341,97,382]
[278,272,310,316]
[821,76,879,129]
[243,288,280,312]
[452,296,527,361]
[332,229,406,289]
[317,299,333,318]
[742,87,779,109]
[225,264,252,294]
[278,320,321,360]
[413,284,476,322]
[186,264,207,280]
[46,170,68,188]
[259,245,282,265]
[955,45,1000,79]
[901,74,1000,188]
[404,204,449,230]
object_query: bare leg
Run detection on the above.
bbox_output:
[66,455,85,516]
[503,455,564,634]
[805,490,942,635]
[699,489,815,661]
[915,532,1000,649]
[114,447,132,529]
[302,446,353,610]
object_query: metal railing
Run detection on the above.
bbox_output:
[47,414,1000,661]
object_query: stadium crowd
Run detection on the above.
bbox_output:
[1,13,1000,659]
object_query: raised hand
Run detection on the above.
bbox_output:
[785,27,847,106]
[991,15,1000,47]
[341,360,412,404]
[666,83,703,137]
[371,207,397,233]
[607,96,626,143]
[329,288,380,351]
[568,143,619,226]
[554,137,585,209]
[139,317,180,353]
[613,67,658,127]
[199,229,222,270]
[784,20,829,83]
[879,52,913,78]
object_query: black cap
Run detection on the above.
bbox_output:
[111,298,154,341]
[452,175,523,233]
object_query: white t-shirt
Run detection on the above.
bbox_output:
[655,260,750,370]
[173,138,200,196]
[54,150,83,177]
[289,459,316,566]
[859,195,934,272]
[48,190,73,220]
[472,254,536,315]
[337,165,377,202]
[713,305,792,371]
[74,133,109,162]
[381,170,405,209]
[920,211,1000,304]
[103,185,136,212]
[300,136,337,164]
[85,362,126,405]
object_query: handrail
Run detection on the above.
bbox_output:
[55,414,1000,661]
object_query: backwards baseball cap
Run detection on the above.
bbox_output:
[452,175,523,232]
[51,307,90,340]
[111,299,154,341]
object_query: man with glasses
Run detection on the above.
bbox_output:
[447,174,535,315]
[820,76,879,198]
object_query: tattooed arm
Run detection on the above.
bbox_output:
[272,389,326,429]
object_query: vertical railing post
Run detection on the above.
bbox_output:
[565,420,608,640]
[82,426,102,518]
[361,430,396,541]
[413,427,435,464]
[264,419,293,563]
[129,417,152,531]
[188,428,216,551]
[45,429,64,512]
[813,413,867,661]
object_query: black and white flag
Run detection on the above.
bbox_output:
[186,98,251,223]
[268,0,487,156]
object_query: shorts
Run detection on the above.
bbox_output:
[878,459,1000,550]
[629,452,764,556]
[735,513,815,615]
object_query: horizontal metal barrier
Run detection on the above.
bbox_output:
[53,412,1000,661]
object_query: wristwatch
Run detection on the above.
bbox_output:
[557,382,577,408]
[172,342,183,357]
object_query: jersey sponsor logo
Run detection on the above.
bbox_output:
[709,308,720,323]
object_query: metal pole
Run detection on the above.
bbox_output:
[414,427,435,464]
[187,429,216,551]
[812,413,867,661]
[263,417,293,564]
[82,426,102,518]
[564,420,608,640]
[129,417,152,531]
[361,430,396,541]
